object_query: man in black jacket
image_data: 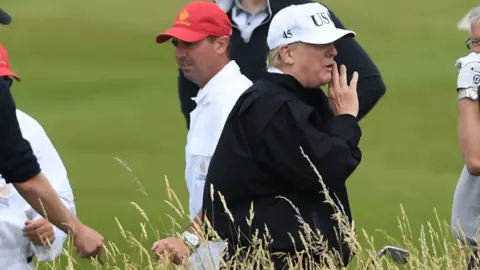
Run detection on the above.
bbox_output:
[0,8,104,259]
[177,0,386,128]
[151,3,363,269]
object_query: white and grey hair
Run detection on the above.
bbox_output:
[266,47,281,68]
[469,6,480,33]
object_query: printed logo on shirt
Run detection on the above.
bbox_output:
[0,184,11,206]
[200,159,206,174]
[0,184,11,197]
[195,159,208,181]
[474,74,480,84]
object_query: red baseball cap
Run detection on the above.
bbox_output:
[156,1,232,44]
[0,44,20,81]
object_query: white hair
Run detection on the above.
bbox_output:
[469,6,480,33]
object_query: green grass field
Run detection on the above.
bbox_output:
[0,0,476,268]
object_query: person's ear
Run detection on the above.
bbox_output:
[214,36,229,55]
[278,45,295,65]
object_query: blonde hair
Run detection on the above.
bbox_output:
[266,43,302,68]
[266,47,281,68]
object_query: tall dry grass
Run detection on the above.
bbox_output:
[35,152,477,270]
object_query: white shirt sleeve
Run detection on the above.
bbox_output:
[16,110,76,261]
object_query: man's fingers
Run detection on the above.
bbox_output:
[23,221,40,232]
[172,246,189,265]
[330,62,339,90]
[339,64,347,89]
[152,242,169,259]
[48,234,55,244]
[349,71,359,91]
[24,230,36,238]
[151,242,160,252]
[36,224,53,235]
[151,240,188,264]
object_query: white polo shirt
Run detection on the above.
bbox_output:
[0,109,76,269]
[185,60,252,220]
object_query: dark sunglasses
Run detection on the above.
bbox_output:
[466,38,480,50]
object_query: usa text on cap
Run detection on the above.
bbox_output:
[267,3,355,50]
[156,1,232,44]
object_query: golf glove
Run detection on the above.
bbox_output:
[456,52,480,89]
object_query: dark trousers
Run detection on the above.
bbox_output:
[220,249,341,270]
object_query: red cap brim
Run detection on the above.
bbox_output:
[156,27,208,44]
[0,68,20,81]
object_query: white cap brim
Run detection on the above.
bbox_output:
[301,28,355,45]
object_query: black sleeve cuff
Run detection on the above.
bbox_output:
[2,144,41,183]
[328,114,362,147]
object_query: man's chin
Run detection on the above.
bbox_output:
[182,71,199,85]
[316,77,331,88]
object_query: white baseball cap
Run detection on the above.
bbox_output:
[267,3,356,50]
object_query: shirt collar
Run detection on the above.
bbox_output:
[217,0,271,15]
[234,0,268,14]
[192,60,242,105]
[267,66,284,74]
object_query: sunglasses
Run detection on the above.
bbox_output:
[466,38,480,50]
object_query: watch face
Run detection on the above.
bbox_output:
[183,231,199,246]
[470,89,479,100]
[190,236,199,245]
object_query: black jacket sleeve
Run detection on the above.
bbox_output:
[258,103,362,192]
[0,78,41,183]
[327,7,387,120]
[177,69,200,129]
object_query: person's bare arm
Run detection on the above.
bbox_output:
[458,99,480,175]
[13,172,82,235]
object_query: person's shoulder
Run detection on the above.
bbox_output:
[230,71,253,91]
[216,63,253,101]
[227,77,292,120]
[15,109,47,138]
[16,109,41,127]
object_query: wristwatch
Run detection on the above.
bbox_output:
[458,86,478,101]
[182,231,200,248]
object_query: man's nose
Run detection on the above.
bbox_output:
[175,46,187,58]
[329,44,338,58]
